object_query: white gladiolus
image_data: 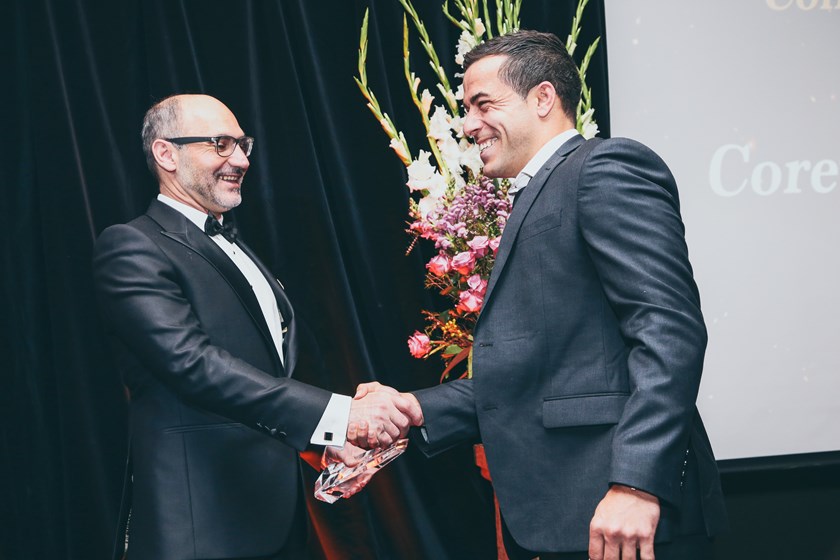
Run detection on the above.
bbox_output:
[407,151,449,198]
[389,138,409,164]
[455,28,477,66]
[425,172,447,199]
[378,117,391,134]
[406,150,439,192]
[582,120,599,140]
[421,89,434,116]
[428,106,452,141]
[443,89,458,111]
[438,135,463,177]
[579,108,599,139]
[460,141,483,176]
[417,192,441,218]
[450,115,464,138]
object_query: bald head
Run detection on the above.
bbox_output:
[142,94,249,215]
[141,94,240,179]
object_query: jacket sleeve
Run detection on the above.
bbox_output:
[577,138,707,506]
[93,223,333,451]
[411,378,480,457]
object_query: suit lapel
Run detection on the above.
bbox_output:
[145,201,285,376]
[237,240,298,377]
[480,136,585,312]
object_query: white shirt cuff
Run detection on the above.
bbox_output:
[310,394,351,447]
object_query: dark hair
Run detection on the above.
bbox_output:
[141,95,182,177]
[464,30,581,122]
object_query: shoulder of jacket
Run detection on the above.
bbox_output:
[590,136,658,157]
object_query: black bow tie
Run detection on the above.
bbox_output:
[204,213,237,243]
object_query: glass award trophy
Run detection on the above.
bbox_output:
[314,439,409,503]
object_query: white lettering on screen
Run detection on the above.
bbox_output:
[766,0,840,10]
[709,143,838,197]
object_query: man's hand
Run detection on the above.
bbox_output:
[347,383,422,448]
[589,484,660,560]
[320,441,373,499]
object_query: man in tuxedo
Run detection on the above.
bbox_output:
[93,94,415,560]
[359,30,728,559]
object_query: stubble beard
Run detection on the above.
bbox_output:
[197,180,241,211]
[180,158,243,212]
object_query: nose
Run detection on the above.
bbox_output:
[463,109,480,140]
[228,143,250,169]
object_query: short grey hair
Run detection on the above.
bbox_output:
[141,95,182,178]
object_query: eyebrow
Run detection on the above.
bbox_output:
[466,91,489,107]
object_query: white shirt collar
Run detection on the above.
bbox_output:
[157,193,216,231]
[513,128,580,188]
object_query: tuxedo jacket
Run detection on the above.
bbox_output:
[93,200,332,560]
[413,136,729,553]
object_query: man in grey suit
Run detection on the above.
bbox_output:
[94,94,415,560]
[358,30,728,560]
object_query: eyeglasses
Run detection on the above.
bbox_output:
[166,135,254,157]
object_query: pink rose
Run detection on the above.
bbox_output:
[467,274,488,296]
[467,235,490,257]
[489,237,501,255]
[456,290,483,313]
[409,220,435,240]
[407,331,431,358]
[426,254,451,277]
[451,251,477,275]
[408,220,434,239]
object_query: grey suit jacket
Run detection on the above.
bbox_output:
[413,136,728,553]
[93,200,332,560]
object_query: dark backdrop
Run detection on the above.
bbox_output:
[4,1,840,559]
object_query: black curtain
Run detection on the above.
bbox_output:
[1,1,608,558]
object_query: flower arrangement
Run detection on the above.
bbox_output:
[355,0,599,380]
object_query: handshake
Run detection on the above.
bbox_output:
[346,381,424,449]
[318,382,424,501]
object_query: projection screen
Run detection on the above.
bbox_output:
[603,1,840,461]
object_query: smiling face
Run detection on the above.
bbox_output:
[462,55,543,180]
[154,95,250,215]
[175,137,246,214]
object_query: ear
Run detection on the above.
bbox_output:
[532,81,558,118]
[151,138,178,173]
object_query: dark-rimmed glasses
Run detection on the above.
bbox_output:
[166,135,254,157]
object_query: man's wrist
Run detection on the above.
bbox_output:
[611,483,659,504]
[403,392,424,426]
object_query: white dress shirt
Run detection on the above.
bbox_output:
[157,194,350,446]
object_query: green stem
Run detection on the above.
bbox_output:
[397,0,460,116]
[354,9,412,163]
[402,15,451,181]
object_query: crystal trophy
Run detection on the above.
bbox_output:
[314,439,409,503]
